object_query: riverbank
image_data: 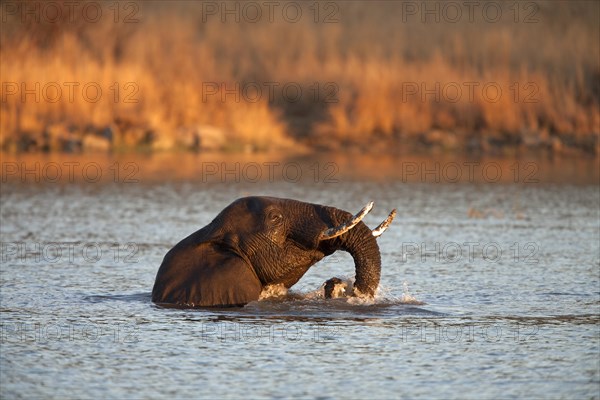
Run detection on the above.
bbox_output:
[1,122,598,157]
[2,1,598,157]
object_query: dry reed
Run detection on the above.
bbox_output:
[1,1,598,154]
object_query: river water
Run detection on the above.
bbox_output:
[1,154,599,399]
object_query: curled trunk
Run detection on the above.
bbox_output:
[320,207,382,297]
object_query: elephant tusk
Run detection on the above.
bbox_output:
[372,209,397,237]
[320,201,374,240]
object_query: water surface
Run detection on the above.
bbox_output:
[1,154,599,399]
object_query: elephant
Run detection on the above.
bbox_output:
[152,196,396,307]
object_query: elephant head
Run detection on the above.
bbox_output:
[151,196,396,307]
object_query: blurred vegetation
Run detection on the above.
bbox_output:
[1,1,598,154]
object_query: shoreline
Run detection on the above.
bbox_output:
[1,127,598,157]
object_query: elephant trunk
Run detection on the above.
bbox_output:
[326,208,382,297]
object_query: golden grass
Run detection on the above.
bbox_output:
[1,1,598,153]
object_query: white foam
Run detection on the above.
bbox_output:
[346,293,376,305]
[266,279,425,306]
[258,283,287,300]
[399,281,425,305]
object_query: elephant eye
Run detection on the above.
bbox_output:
[267,211,283,223]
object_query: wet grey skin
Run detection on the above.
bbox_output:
[152,196,396,307]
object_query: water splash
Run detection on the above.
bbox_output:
[399,281,425,305]
[346,293,376,305]
[259,283,287,300]
[260,279,425,306]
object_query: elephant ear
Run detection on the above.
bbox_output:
[153,243,262,307]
